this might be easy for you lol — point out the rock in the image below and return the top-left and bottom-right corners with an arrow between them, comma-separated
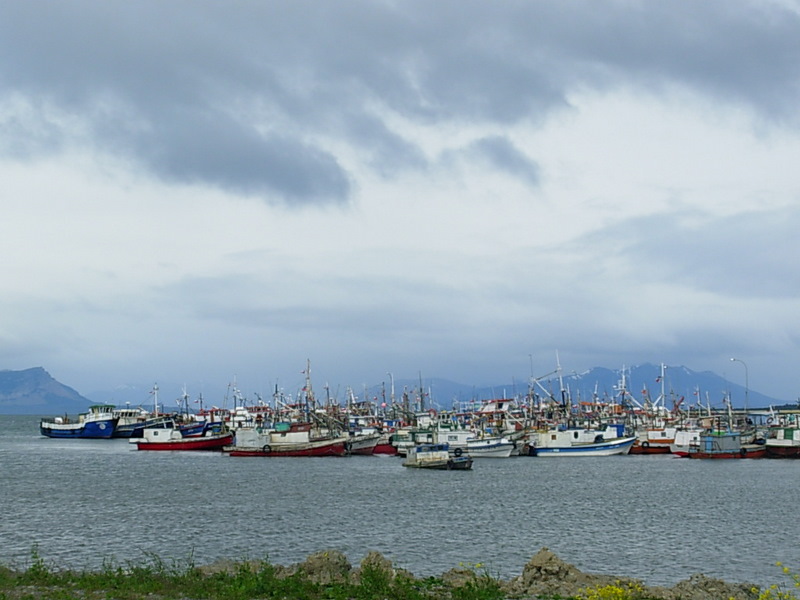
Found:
440,567 -> 482,588
351,551 -> 415,585
503,547 -> 643,599
196,549 -> 762,600
196,558 -> 246,575
296,549 -> 352,585
648,573 -> 759,600
359,550 -> 394,575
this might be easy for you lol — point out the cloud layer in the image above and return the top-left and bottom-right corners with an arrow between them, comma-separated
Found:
1,1 -> 798,402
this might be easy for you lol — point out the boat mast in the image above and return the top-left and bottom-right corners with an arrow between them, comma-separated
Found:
418,371 -> 425,412
555,352 -> 568,420
151,383 -> 159,416
388,371 -> 395,409
304,358 -> 313,422
180,385 -> 190,419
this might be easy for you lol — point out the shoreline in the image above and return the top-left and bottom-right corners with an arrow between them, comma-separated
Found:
2,547 -> 764,600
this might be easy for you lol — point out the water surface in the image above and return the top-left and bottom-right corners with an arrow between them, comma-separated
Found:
1,415 -> 797,587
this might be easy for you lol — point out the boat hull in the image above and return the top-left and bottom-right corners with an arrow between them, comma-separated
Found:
766,445 -> 800,458
534,436 -> 636,457
466,439 -> 515,458
372,443 -> 399,456
628,442 -> 672,455
135,432 -> 233,451
39,419 -> 117,439
347,433 -> 380,455
688,445 -> 767,459
227,439 -> 348,457
402,457 -> 473,470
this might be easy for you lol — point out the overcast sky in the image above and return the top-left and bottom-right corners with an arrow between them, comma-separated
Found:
1,0 -> 799,404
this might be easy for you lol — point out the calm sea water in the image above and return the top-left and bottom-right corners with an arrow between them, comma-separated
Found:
1,414 -> 798,587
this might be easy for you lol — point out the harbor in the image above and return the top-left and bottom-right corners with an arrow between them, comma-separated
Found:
3,413 -> 800,589
34,363 -> 800,460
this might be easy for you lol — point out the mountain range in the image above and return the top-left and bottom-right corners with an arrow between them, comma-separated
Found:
0,364 -> 791,415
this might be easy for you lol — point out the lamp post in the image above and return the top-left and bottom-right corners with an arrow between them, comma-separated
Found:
730,357 -> 749,415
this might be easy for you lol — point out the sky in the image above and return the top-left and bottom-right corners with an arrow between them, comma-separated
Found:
1,0 -> 799,404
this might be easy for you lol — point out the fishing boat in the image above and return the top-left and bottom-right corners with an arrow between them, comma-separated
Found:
627,364 -> 680,455
225,422 -> 349,457
347,430 -> 382,455
373,429 -> 400,455
465,435 -> 516,458
112,407 -> 174,438
133,420 -> 233,451
39,404 -> 119,439
686,429 -> 766,459
390,426 -> 430,457
402,443 -> 473,470
765,425 -> 800,458
531,424 -> 636,456
628,426 -> 676,454
669,427 -> 704,457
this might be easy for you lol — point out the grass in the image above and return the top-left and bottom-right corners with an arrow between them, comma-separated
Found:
0,547 -> 779,600
0,547 -> 506,600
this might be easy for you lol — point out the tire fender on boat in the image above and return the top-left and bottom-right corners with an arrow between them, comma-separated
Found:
642,441 -> 650,448
740,448 -> 746,457
453,447 -> 463,457
262,444 -> 272,454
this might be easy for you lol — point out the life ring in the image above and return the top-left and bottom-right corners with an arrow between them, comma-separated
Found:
642,441 -> 650,448
453,447 -> 464,457
262,444 -> 272,453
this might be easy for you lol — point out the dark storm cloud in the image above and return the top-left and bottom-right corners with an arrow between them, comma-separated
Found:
1,1 -> 799,203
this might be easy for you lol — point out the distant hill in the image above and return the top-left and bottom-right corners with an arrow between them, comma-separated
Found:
543,363 -> 780,411
0,367 -> 91,415
397,363 -> 782,411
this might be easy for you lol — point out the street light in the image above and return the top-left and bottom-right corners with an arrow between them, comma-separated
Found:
730,357 -> 749,414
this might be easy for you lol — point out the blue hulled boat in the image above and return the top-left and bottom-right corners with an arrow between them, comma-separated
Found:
39,404 -> 119,439
531,423 -> 636,456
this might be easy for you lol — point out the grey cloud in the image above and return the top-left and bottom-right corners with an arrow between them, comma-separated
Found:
468,135 -> 540,186
591,206 -> 800,298
138,110 -> 350,202
342,112 -> 427,175
548,2 -> 800,117
0,100 -> 67,159
2,1 -> 799,203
